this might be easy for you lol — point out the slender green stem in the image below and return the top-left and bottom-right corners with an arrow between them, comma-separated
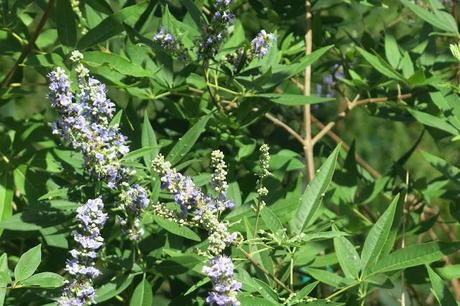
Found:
206,82 -> 240,96
326,282 -> 360,300
237,246 -> 294,294
153,91 -> 171,99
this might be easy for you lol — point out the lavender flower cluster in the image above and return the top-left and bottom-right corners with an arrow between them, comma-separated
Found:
316,64 -> 344,98
49,51 -> 152,303
202,256 -> 241,306
152,152 -> 241,305
58,198 -> 107,306
250,30 -> 275,59
199,0 -> 235,59
48,62 -> 128,189
49,51 -> 149,235
153,27 -> 188,60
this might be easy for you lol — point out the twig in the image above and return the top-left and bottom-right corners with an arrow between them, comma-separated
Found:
264,113 -> 305,145
303,0 -> 315,181
400,172 -> 409,306
238,246 -> 294,294
1,0 -> 55,88
311,115 -> 382,179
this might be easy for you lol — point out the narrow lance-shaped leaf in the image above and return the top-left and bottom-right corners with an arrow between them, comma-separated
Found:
370,241 -> 460,275
289,145 -> 340,234
55,0 -> 77,47
166,115 -> 211,165
0,254 -> 8,306
152,215 -> 201,242
0,173 -> 13,237
421,151 -> 460,183
408,109 -> 458,135
401,0 -> 458,34
256,94 -> 335,106
426,265 -> 457,306
142,113 -> 159,166
356,47 -> 405,82
360,195 -> 400,275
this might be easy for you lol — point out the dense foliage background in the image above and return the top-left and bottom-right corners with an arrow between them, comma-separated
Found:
1,0 -> 460,305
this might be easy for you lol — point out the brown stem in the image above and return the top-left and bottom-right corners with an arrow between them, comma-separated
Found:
311,115 -> 382,179
1,0 -> 55,88
264,113 -> 305,145
303,0 -> 315,181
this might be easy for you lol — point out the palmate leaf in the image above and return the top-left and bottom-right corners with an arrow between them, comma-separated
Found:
360,195 -> 400,275
289,145 -> 340,234
78,2 -> 149,49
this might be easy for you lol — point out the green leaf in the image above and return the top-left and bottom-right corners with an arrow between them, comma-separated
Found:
78,2 -> 149,49
260,207 -> 283,232
289,145 -> 340,234
130,278 -> 153,306
427,265 -> 457,306
361,195 -> 400,274
268,45 -> 333,87
84,51 -> 157,78
356,47 -> 405,82
401,0 -> 458,33
184,278 -> 210,295
401,51 -> 414,78
408,109 -> 458,135
0,173 -> 14,237
14,244 -> 41,281
304,267 -> 355,288
370,242 -> 460,275
421,151 -> 460,183
435,264 -> 460,280
55,0 -> 77,46
96,274 -> 135,303
238,294 -> 279,306
257,94 -> 335,106
0,254 -> 8,306
20,272 -> 65,288
384,34 -> 401,69
142,113 -> 159,167
166,115 -> 211,165
290,281 -> 319,303
333,227 -> 361,279
122,146 -> 160,162
152,215 -> 201,241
